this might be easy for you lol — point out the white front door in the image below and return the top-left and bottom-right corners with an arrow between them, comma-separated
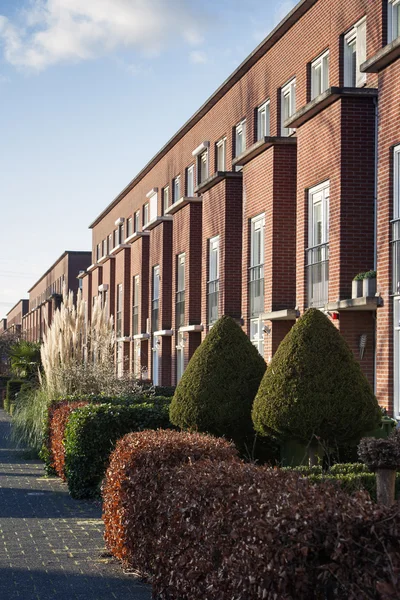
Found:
152,337 -> 159,386
394,297 -> 400,419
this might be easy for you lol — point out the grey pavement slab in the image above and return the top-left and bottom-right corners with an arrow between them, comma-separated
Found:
0,409 -> 152,600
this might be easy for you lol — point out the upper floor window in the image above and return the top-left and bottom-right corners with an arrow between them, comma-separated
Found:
235,119 -> 246,156
197,150 -> 208,185
311,50 -> 329,99
113,229 -> 118,248
116,284 -> 123,338
216,137 -> 226,171
132,275 -> 139,336
392,145 -> 400,294
148,191 -> 158,223
388,0 -> 400,43
96,243 -> 101,262
173,175 -> 181,203
143,203 -> 149,227
344,18 -> 367,87
186,165 -> 194,197
307,181 -> 330,308
126,217 -> 133,239
118,223 -> 124,245
257,100 -> 270,140
281,78 -> 296,136
208,236 -> 220,325
249,214 -> 265,318
101,238 -> 107,257
134,210 -> 140,233
108,233 -> 112,252
176,253 -> 185,328
163,186 -> 170,214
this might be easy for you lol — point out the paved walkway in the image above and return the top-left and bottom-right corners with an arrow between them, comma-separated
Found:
0,409 -> 151,600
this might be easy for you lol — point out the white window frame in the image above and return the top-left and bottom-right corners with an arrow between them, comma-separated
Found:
250,318 -> 264,356
308,180 -> 330,248
176,331 -> 185,384
388,0 -> 400,44
344,18 -> 367,88
186,165 -> 194,197
177,253 -> 185,293
393,146 -> 400,418
163,186 -> 169,214
143,203 -> 149,227
216,137 -> 226,171
251,214 -> 265,268
281,78 -> 296,136
209,235 -> 220,282
134,210 -> 140,233
311,50 -> 329,100
149,192 -> 158,223
197,150 -> 209,185
126,217 -> 133,239
116,283 -> 123,338
173,175 -> 181,203
257,100 -> 270,140
235,119 -> 246,157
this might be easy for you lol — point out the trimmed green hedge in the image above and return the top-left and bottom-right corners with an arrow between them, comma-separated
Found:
283,463 -> 400,502
5,379 -> 25,414
64,399 -> 172,499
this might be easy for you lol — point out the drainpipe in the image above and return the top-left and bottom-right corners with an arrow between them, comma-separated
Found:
373,96 -> 378,395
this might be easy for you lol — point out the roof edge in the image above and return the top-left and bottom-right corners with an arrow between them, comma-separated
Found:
6,298 -> 29,318
27,250 -> 91,293
89,0 -> 317,229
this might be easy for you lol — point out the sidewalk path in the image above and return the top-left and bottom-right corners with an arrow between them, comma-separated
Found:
0,409 -> 151,600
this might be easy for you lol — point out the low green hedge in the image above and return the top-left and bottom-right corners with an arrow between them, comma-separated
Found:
64,399 -> 172,499
5,379 -> 25,414
284,463 -> 400,502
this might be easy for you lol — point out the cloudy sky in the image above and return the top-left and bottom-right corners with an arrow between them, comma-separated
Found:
0,0 -> 296,318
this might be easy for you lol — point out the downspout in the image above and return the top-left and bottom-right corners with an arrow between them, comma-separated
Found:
373,96 -> 378,395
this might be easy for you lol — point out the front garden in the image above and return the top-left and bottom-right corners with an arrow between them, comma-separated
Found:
4,292 -> 400,599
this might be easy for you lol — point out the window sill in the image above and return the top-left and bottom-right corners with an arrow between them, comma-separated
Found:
262,309 -> 299,321
179,324 -> 204,333
133,333 -> 150,340
194,171 -> 242,194
109,244 -> 130,256
361,37 -> 400,73
87,263 -> 101,272
77,271 -> 87,279
125,231 -> 150,244
98,254 -> 113,264
165,196 -> 203,215
284,86 -> 378,129
153,329 -> 174,337
142,216 -> 173,231
326,296 -> 383,312
232,137 -> 297,168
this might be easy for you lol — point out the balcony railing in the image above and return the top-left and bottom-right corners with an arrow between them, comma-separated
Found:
176,291 -> 185,328
208,279 -> 219,324
132,305 -> 139,336
392,219 -> 400,294
249,265 -> 264,317
306,242 -> 329,308
152,299 -> 159,332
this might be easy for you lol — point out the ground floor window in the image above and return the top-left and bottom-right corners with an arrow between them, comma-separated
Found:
152,337 -> 159,386
133,341 -> 141,379
394,297 -> 400,419
250,318 -> 264,356
176,332 -> 185,383
116,341 -> 123,378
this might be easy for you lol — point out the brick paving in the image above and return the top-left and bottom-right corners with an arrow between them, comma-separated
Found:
0,409 -> 151,600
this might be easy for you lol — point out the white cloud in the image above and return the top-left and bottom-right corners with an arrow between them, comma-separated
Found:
189,50 -> 207,64
0,0 -> 207,71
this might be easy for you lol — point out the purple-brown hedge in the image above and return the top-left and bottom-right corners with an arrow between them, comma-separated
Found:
101,429 -> 238,569
151,461 -> 400,600
48,400 -> 88,479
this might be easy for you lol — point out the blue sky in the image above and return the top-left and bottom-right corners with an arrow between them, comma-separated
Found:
0,0 -> 295,318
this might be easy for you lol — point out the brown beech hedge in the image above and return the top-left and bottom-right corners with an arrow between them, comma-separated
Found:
47,400 -> 89,479
101,429 -> 238,571
151,461 -> 400,600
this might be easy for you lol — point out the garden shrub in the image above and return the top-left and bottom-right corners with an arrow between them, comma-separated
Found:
48,400 -> 89,478
5,379 -> 24,414
169,315 -> 266,445
102,429 -> 238,570
64,400 -> 171,499
151,461 -> 400,600
252,309 -> 381,451
358,430 -> 400,471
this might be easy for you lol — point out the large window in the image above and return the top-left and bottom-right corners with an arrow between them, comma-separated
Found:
249,214 -> 265,318
388,0 -> 400,43
173,175 -> 181,203
176,253 -> 185,328
152,265 -> 160,332
134,211 -> 140,233
307,181 -> 330,307
118,223 -> 124,245
126,217 -> 133,239
344,18 -> 367,87
197,150 -> 208,185
216,137 -> 226,171
281,78 -> 296,136
311,50 -> 329,99
257,100 -> 270,140
163,186 -> 170,214
149,191 -> 157,223
143,203 -> 149,227
116,284 -> 123,337
393,146 -> 400,294
132,275 -> 139,336
186,165 -> 194,197
208,236 -> 219,324
235,120 -> 246,157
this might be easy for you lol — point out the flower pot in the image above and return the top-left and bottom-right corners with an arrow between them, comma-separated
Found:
363,277 -> 376,297
352,280 -> 363,299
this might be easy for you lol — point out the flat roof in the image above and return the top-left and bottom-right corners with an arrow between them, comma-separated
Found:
27,251 -> 91,293
89,0 -> 317,229
6,298 -> 29,317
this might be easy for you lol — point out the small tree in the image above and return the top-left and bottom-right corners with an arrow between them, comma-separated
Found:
252,309 -> 381,457
10,340 -> 42,381
169,315 -> 266,445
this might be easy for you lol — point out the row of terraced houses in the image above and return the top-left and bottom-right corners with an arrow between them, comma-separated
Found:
3,0 -> 400,418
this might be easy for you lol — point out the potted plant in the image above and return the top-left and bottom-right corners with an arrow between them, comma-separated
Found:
352,272 -> 364,299
358,430 -> 400,506
363,270 -> 377,297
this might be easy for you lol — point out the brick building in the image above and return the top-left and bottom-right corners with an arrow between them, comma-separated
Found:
72,0 -> 398,419
5,300 -> 29,336
23,251 -> 91,343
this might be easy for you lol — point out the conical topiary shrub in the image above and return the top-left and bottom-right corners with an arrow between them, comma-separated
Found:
252,309 -> 381,451
169,315 -> 266,444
